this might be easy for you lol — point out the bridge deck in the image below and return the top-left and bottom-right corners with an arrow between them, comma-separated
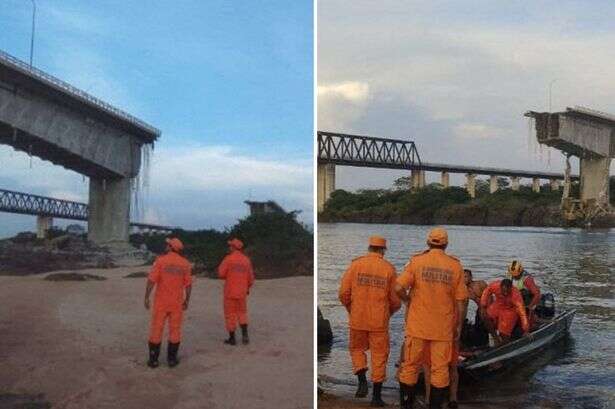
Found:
0,50 -> 160,143
318,131 -> 579,180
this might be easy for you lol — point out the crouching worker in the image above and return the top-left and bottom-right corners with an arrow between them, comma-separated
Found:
218,238 -> 255,345
144,237 -> 193,368
339,236 -> 401,407
508,260 -> 541,329
480,278 -> 529,345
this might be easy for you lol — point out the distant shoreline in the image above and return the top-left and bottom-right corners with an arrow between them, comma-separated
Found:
318,206 -> 615,228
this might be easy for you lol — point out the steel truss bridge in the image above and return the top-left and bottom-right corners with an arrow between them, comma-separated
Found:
0,188 -> 175,231
317,131 -> 422,169
317,131 -> 578,180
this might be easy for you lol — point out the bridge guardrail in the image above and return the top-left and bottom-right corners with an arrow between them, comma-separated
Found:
0,49 -> 160,138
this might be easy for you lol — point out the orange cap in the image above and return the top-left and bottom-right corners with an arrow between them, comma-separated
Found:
228,238 -> 244,250
427,227 -> 448,246
166,237 -> 184,252
368,235 -> 387,248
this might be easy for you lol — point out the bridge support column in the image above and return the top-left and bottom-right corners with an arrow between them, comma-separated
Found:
490,175 -> 498,194
511,176 -> 520,191
532,178 -> 541,193
441,172 -> 449,188
466,173 -> 476,198
36,216 -> 53,239
410,169 -> 421,190
579,157 -> 611,208
550,179 -> 561,191
88,177 -> 131,245
317,163 -> 336,212
419,170 -> 426,188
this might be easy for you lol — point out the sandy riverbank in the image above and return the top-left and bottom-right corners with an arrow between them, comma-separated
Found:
0,267 -> 313,409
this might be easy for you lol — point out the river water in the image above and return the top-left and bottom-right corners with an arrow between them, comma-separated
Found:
318,223 -> 614,409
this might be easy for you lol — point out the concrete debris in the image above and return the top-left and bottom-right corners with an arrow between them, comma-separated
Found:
0,233 -> 153,275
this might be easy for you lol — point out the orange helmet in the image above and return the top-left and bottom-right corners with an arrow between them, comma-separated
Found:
427,227 -> 448,246
368,235 -> 387,248
508,260 -> 523,278
228,238 -> 244,250
165,237 -> 184,252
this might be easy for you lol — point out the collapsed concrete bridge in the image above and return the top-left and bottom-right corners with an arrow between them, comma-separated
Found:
0,50 -> 160,245
526,106 -> 614,221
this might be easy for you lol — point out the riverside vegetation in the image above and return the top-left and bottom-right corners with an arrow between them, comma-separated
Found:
319,176 -> 615,227
0,212 -> 313,277
131,212 -> 313,278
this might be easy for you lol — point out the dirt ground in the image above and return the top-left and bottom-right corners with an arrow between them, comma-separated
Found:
318,389 -> 428,409
0,267 -> 313,409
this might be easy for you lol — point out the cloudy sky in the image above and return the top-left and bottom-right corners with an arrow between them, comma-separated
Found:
318,0 -> 615,190
0,0 -> 313,237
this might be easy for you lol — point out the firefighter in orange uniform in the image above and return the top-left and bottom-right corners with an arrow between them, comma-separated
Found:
395,228 -> 468,409
480,278 -> 529,345
339,236 -> 401,407
144,237 -> 193,368
218,238 -> 255,345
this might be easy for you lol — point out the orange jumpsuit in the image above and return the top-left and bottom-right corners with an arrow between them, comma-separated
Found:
339,252 -> 401,383
481,281 -> 529,337
396,249 -> 468,388
218,250 -> 255,332
423,307 -> 460,367
148,252 -> 193,344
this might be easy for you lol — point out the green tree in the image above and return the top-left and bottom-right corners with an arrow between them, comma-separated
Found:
393,176 -> 412,191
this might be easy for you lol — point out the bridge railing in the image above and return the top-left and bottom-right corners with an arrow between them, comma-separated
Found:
317,131 -> 421,169
0,49 -> 160,138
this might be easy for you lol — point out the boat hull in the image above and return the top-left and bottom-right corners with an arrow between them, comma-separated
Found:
458,309 -> 576,379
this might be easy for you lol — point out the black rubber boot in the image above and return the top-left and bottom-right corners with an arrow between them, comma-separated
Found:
241,324 -> 249,345
355,368 -> 368,398
370,382 -> 385,407
167,342 -> 180,367
224,331 -> 236,345
429,386 -> 448,408
399,383 -> 415,409
147,342 -> 160,368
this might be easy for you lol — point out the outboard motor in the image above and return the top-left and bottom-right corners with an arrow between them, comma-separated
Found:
536,293 -> 555,318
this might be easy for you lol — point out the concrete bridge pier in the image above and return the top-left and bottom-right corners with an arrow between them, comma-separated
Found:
36,216 -> 53,239
88,177 -> 131,244
550,179 -> 561,191
580,157 -> 611,208
490,175 -> 498,194
419,170 -> 426,188
532,178 -> 541,193
410,169 -> 425,189
466,173 -> 476,198
317,163 -> 336,212
441,171 -> 450,188
511,176 -> 520,191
